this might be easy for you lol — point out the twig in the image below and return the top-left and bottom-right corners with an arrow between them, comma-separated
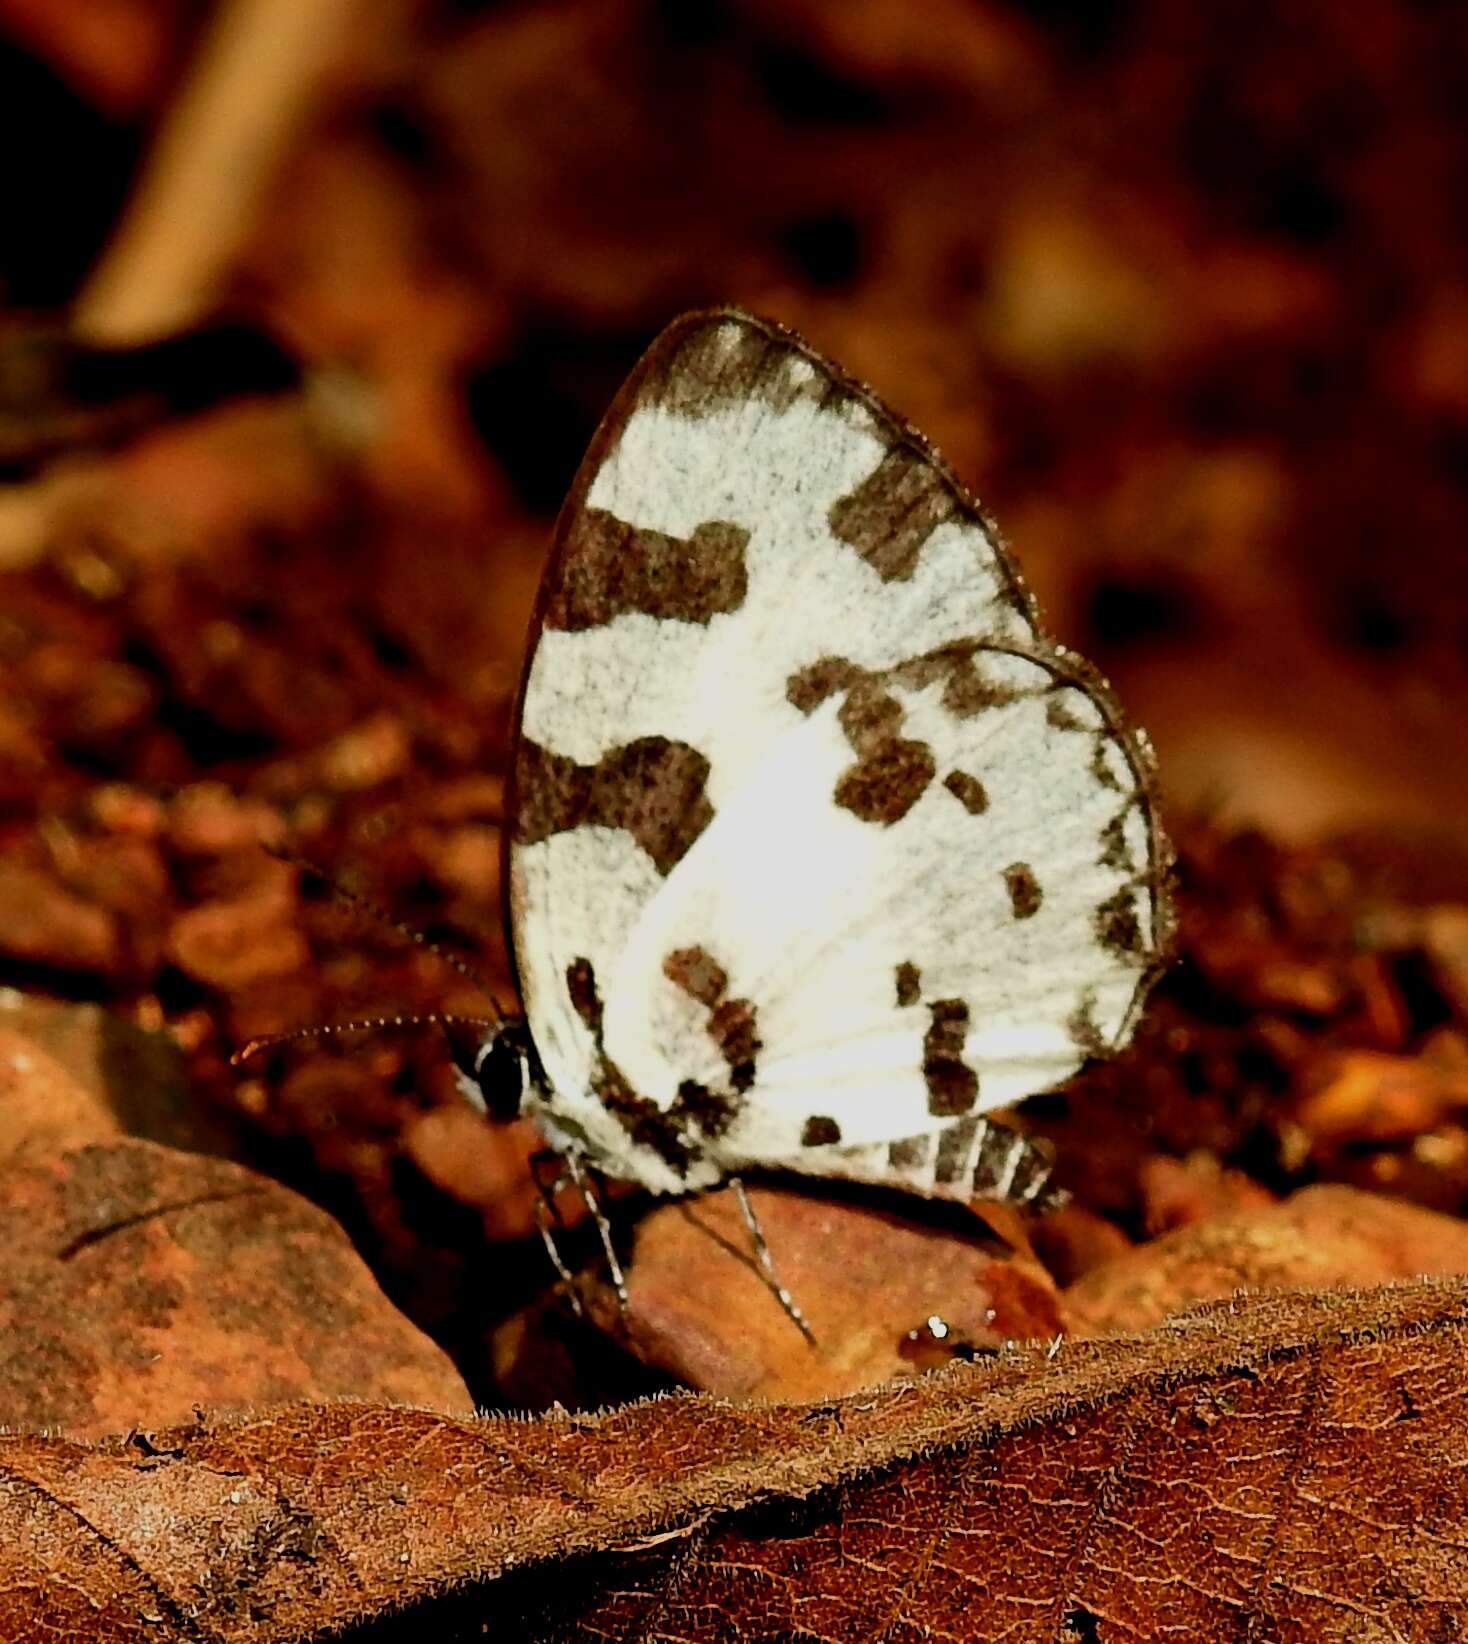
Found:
75,0 -> 363,343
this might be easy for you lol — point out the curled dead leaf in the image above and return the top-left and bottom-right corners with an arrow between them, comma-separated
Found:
3,1280 -> 1466,1640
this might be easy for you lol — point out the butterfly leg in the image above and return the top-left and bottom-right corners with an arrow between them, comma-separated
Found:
730,1177 -> 817,1347
563,1151 -> 630,1311
528,1151 -> 585,1315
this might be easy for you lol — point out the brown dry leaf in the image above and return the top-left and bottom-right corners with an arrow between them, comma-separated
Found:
3,1279 -> 1467,1640
602,1181 -> 1063,1401
1066,1183 -> 1468,1336
0,1133 -> 472,1437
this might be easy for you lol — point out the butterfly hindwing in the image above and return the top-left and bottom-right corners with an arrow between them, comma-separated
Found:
508,309 -> 1169,1198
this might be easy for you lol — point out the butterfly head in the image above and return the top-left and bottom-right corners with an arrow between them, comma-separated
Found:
446,1017 -> 536,1122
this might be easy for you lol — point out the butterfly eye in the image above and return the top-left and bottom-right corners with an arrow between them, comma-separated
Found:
445,1019 -> 532,1122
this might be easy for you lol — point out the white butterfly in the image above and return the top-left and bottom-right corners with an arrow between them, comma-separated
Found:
455,308 -> 1171,1318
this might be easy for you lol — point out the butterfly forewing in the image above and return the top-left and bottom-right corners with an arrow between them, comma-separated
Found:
507,309 -> 1169,1199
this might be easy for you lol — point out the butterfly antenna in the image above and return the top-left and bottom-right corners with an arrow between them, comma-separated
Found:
267,843 -> 505,1024
231,1012 -> 502,1066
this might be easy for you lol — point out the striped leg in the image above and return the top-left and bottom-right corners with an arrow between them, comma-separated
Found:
730,1177 -> 816,1347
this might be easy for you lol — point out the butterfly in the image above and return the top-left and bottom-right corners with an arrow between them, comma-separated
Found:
449,307 -> 1172,1323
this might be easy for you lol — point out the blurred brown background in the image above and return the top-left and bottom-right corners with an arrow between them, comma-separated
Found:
5,0 -> 1467,837
1,0 -> 1466,1396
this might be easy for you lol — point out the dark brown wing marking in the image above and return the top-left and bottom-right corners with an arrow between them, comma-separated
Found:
516,736 -> 712,876
923,998 -> 979,1117
1003,862 -> 1043,920
834,739 -> 935,826
1046,695 -> 1088,732
895,961 -> 922,1008
887,1135 -> 927,1170
828,446 -> 955,581
709,998 -> 760,1093
662,944 -> 761,1096
1095,888 -> 1144,956
935,1114 -> 981,1184
943,770 -> 989,814
895,644 -> 1022,714
785,646 -> 1041,830
785,642 -> 1162,976
786,655 -> 863,714
801,1115 -> 842,1147
788,645 -> 1020,722
565,957 -> 742,1174
827,679 -> 933,824
1098,813 -> 1131,872
566,956 -> 601,1033
643,320 -> 836,420
876,1121 -> 1062,1209
662,946 -> 728,1008
672,1078 -> 739,1141
1067,989 -> 1108,1057
545,509 -> 749,631
970,1123 -> 1059,1205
